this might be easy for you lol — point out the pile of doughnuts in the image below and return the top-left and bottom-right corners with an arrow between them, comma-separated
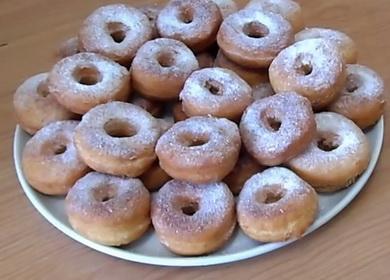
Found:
14,0 -> 385,256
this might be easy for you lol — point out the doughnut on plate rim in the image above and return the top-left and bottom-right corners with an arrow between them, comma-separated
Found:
13,117 -> 384,267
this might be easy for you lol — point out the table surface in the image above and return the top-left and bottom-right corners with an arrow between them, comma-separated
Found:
1,0 -> 390,279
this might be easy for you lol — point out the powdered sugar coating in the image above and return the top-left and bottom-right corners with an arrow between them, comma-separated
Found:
157,0 -> 222,52
13,73 -> 75,134
240,92 -> 316,166
180,67 -> 253,120
217,9 -> 293,67
211,0 -> 238,18
295,27 -> 358,63
79,4 -> 152,63
151,179 -> 234,236
329,64 -> 385,128
75,101 -> 161,160
238,167 -> 315,216
252,82 -> 275,100
269,38 -> 345,109
288,112 -> 370,190
66,172 -> 149,220
139,4 -> 161,38
57,37 -> 82,58
48,52 -> 130,114
245,0 -> 303,32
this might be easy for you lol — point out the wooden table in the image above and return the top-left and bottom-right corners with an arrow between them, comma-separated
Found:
1,0 -> 389,279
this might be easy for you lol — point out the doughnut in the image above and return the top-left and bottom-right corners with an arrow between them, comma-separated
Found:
172,102 -> 189,122
48,52 -> 130,114
57,37 -> 82,59
211,0 -> 238,19
157,118 -> 174,134
269,38 -> 346,110
140,161 -> 171,192
22,121 -> 89,195
252,82 -> 275,101
79,4 -> 153,65
13,73 -> 76,135
295,27 -> 358,64
151,179 -> 236,255
328,64 -> 385,129
180,67 -> 253,120
66,172 -> 150,246
139,4 -> 161,38
214,50 -> 269,86
237,167 -> 318,242
245,0 -> 304,33
156,116 -> 241,183
196,52 -> 215,69
156,0 -> 223,52
131,38 -> 199,100
240,92 -> 316,166
75,101 -> 161,177
131,95 -> 164,117
217,9 -> 294,68
288,112 -> 371,192
224,149 -> 265,195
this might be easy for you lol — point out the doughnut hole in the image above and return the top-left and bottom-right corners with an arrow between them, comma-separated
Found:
317,132 -> 340,152
261,110 -> 282,132
73,66 -> 102,86
157,51 -> 176,68
179,133 -> 210,147
178,6 -> 194,24
107,22 -> 130,43
346,73 -> 361,93
174,196 -> 199,216
37,80 -> 50,97
256,185 -> 285,205
93,185 -> 117,203
205,79 -> 223,96
243,21 -> 269,39
104,119 -> 138,138
294,54 -> 313,76
42,139 -> 68,156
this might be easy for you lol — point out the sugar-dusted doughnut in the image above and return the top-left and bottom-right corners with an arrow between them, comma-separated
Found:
57,36 -> 82,59
131,38 -> 199,100
151,179 -> 235,255
288,112 -> 371,192
172,102 -> 189,122
252,82 -> 275,101
240,92 -> 316,166
14,73 -> 76,134
196,52 -> 215,69
269,38 -> 346,110
180,67 -> 253,120
139,4 -> 161,38
22,121 -> 89,195
212,0 -> 238,18
156,116 -> 241,183
140,161 -> 171,192
66,172 -> 150,246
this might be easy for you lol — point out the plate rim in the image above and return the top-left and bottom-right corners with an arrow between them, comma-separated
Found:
13,117 -> 385,267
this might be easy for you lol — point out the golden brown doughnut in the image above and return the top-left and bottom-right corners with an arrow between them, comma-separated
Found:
217,9 -> 294,68
252,82 -> 275,101
48,52 -> 130,114
79,4 -> 153,65
288,112 -> 371,192
172,102 -> 189,122
151,179 -> 236,255
224,149 -> 265,195
245,0 -> 304,33
131,95 -> 164,118
240,92 -> 316,166
156,116 -> 241,183
57,36 -> 82,59
180,67 -> 253,120
156,0 -> 223,52
13,73 -> 76,135
66,172 -> 150,246
131,38 -> 199,100
237,167 -> 318,242
295,27 -> 358,64
140,161 -> 171,192
22,121 -> 89,195
75,102 -> 161,177
196,52 -> 215,69
214,50 -> 269,86
139,4 -> 162,38
328,64 -> 385,129
269,38 -> 346,110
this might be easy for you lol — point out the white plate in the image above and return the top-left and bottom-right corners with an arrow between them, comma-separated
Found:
13,118 -> 384,267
